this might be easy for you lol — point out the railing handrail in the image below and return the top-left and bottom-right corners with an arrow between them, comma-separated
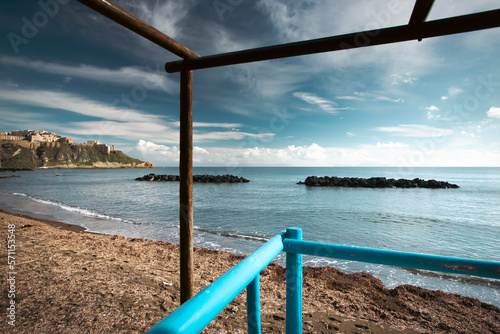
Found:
145,231 -> 285,334
146,228 -> 500,333
283,239 -> 500,279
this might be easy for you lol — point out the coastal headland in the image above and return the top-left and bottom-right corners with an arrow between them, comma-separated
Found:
298,176 -> 459,189
0,130 -> 153,169
1,211 -> 498,333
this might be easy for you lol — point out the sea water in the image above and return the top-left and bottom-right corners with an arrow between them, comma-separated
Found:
0,167 -> 499,307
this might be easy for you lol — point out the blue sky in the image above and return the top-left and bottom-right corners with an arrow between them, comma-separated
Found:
1,0 -> 499,166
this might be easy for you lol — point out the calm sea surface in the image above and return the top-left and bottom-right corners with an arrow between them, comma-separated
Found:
1,167 -> 499,306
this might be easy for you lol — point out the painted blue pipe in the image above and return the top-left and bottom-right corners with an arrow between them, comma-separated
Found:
283,239 -> 500,279
146,229 -> 500,334
145,231 -> 285,334
285,228 -> 302,334
247,275 -> 261,334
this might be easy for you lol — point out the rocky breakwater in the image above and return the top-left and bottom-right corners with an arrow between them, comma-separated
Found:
298,176 -> 459,189
0,167 -> 34,172
135,174 -> 250,183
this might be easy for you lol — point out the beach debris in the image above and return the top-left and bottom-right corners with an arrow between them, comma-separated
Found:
298,176 -> 459,189
135,173 -> 250,183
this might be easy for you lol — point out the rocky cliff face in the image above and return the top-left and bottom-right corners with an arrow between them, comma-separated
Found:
0,141 -> 154,169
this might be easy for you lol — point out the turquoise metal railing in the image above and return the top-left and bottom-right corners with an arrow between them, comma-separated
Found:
146,227 -> 500,334
146,231 -> 285,333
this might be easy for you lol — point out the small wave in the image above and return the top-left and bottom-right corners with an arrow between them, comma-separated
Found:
403,267 -> 500,288
194,227 -> 269,243
11,192 -> 143,226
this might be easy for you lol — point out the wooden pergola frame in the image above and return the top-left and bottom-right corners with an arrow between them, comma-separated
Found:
76,0 -> 500,304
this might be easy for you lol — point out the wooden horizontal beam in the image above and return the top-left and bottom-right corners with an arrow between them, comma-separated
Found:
165,9 -> 499,73
77,0 -> 199,59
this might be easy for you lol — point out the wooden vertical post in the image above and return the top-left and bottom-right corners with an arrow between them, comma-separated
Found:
179,70 -> 194,304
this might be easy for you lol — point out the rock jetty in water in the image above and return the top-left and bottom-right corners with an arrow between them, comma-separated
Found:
136,174 -> 250,183
0,167 -> 34,172
298,176 -> 459,189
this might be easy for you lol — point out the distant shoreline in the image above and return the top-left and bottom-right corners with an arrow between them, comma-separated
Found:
34,165 -> 155,169
0,165 -> 155,170
0,209 -> 88,233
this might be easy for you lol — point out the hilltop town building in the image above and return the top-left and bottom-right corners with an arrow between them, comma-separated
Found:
60,137 -> 73,144
9,130 -> 31,136
1,130 -> 111,154
29,131 -> 60,143
0,134 -> 25,141
95,143 -> 111,155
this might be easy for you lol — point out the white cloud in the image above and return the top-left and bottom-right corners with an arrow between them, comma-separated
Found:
135,140 -> 210,164
134,140 -> 500,167
195,131 -> 274,142
259,1 -> 441,74
425,105 -> 441,119
136,141 -> 329,166
391,72 -> 418,86
372,142 -> 408,148
461,130 -> 476,137
68,120 -> 179,143
346,132 -> 355,137
248,1 -> 441,100
130,0 -> 193,40
5,78 -> 19,88
70,121 -> 273,144
0,56 -> 175,93
336,95 -> 364,101
195,122 -> 243,128
336,91 -> 402,103
136,140 -> 180,161
448,86 -> 464,97
257,1 -> 411,42
0,88 -> 272,144
487,107 -> 500,119
0,88 -> 157,122
375,124 -> 454,137
169,121 -> 244,128
440,87 -> 464,101
292,92 -> 340,114
427,1 -> 500,20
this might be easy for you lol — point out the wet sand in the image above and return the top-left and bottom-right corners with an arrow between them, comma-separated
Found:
1,210 -> 498,333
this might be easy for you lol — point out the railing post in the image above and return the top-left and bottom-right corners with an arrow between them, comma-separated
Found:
179,70 -> 194,304
247,275 -> 261,334
285,227 -> 302,334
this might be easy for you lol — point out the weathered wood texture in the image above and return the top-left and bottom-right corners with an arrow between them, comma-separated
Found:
76,0 -> 199,59
164,9 -> 500,73
179,71 -> 194,303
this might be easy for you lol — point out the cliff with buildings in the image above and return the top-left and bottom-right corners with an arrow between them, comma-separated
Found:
0,130 -> 153,169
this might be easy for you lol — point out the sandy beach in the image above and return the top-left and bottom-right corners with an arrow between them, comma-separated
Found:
1,210 -> 499,333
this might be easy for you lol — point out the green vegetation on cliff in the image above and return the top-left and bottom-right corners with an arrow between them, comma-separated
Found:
0,142 -> 150,168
